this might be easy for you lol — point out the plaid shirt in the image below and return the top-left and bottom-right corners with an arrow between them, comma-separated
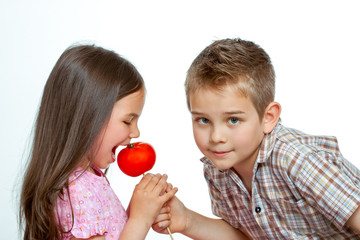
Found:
202,122 -> 360,239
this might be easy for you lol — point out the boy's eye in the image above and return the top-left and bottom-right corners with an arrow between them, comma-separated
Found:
228,117 -> 239,125
198,118 -> 210,125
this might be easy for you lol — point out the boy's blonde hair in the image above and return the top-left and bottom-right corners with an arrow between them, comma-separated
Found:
185,38 -> 275,119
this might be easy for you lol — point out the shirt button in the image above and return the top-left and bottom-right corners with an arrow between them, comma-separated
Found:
255,207 -> 261,213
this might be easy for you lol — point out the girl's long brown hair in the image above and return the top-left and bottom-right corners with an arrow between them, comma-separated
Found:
19,44 -> 144,239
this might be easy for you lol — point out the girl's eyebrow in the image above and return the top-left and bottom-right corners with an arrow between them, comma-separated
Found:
128,113 -> 139,117
125,113 -> 139,120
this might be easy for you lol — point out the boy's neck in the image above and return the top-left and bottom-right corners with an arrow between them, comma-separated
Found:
232,145 -> 261,195
233,166 -> 254,195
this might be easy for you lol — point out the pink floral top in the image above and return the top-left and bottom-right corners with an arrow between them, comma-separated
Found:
56,167 -> 128,239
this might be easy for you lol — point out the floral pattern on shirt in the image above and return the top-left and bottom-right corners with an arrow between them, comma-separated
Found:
56,168 -> 128,239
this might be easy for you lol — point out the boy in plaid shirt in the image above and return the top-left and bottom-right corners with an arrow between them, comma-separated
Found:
154,38 -> 360,239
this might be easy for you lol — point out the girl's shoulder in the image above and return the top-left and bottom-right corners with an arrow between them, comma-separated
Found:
57,168 -> 126,239
68,167 -> 108,192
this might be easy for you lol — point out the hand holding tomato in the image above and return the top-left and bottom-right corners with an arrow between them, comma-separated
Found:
117,142 -> 176,239
117,142 -> 156,177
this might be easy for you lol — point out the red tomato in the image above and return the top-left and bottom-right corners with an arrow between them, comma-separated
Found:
117,142 -> 156,177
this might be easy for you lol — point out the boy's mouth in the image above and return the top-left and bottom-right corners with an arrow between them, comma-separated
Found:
210,150 -> 232,158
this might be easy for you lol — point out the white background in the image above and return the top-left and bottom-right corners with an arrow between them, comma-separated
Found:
1,1 -> 359,239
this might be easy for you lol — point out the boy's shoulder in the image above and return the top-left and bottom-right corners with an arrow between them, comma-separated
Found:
267,123 -> 345,180
275,123 -> 340,157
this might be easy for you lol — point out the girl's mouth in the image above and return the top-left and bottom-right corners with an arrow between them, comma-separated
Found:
112,146 -> 117,162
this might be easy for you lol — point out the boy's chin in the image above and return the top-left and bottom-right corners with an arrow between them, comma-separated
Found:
209,159 -> 233,171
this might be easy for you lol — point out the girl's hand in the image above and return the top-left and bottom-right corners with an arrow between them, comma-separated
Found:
128,173 -> 178,228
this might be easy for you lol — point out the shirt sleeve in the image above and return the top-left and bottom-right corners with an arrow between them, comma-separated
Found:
295,150 -> 360,230
56,178 -> 109,239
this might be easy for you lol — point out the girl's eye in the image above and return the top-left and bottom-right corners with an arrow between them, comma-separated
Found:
228,117 -> 239,125
123,116 -> 135,125
123,121 -> 131,125
198,118 -> 210,125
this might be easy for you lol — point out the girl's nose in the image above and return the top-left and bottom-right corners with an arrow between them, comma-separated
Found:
129,123 -> 140,139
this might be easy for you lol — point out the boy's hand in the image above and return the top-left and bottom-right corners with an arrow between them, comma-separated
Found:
152,196 -> 250,240
152,196 -> 189,234
347,206 -> 360,233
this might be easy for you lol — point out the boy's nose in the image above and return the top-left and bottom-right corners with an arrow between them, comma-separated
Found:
210,126 -> 226,143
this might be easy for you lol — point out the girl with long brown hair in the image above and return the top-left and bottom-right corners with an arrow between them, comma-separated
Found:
19,44 -> 177,240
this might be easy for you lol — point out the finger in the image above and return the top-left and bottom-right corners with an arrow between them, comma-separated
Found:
153,212 -> 171,224
135,173 -> 153,189
144,173 -> 162,191
160,180 -> 171,196
166,183 -> 173,193
152,220 -> 171,234
158,206 -> 171,214
152,174 -> 170,195
160,187 -> 178,203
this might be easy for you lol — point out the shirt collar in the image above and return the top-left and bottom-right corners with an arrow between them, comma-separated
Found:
256,120 -> 281,163
200,156 -> 213,165
200,156 -> 229,174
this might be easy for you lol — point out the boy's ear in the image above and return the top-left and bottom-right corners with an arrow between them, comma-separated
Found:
263,102 -> 281,134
